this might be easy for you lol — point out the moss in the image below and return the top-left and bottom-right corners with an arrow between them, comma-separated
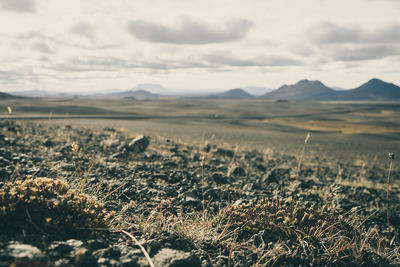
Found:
0,177 -> 113,239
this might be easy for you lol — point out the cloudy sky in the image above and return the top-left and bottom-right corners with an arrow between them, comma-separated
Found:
0,0 -> 399,93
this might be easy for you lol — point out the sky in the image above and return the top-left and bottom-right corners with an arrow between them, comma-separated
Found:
0,0 -> 399,93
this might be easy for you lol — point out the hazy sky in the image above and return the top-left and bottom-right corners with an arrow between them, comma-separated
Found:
0,0 -> 399,92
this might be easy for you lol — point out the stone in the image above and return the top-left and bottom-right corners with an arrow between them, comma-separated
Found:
87,239 -> 109,251
6,243 -> 45,260
127,136 -> 150,153
74,248 -> 96,267
48,242 -> 73,255
212,172 -> 228,184
43,138 -> 54,147
215,148 -> 234,157
182,192 -> 200,204
227,165 -> 246,177
153,248 -> 201,267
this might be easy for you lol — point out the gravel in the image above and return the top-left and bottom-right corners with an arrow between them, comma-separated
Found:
0,120 -> 399,266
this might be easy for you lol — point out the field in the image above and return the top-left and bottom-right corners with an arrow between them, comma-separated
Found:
1,98 -> 400,266
2,98 -> 400,164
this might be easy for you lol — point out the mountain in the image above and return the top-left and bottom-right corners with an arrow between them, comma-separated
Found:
337,78 -> 400,100
261,79 -> 338,100
209,88 -> 255,99
108,89 -> 158,98
135,84 -> 166,94
0,92 -> 21,99
9,89 -> 64,97
8,89 -> 77,98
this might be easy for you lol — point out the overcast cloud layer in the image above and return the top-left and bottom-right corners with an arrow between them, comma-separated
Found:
0,0 -> 399,92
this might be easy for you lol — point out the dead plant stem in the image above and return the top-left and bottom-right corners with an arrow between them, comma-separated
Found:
386,157 -> 393,241
296,133 -> 310,179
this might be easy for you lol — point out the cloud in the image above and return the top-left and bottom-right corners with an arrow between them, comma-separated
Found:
0,68 -> 36,85
205,52 -> 301,67
0,0 -> 36,13
32,42 -> 54,53
16,30 -> 120,50
309,22 -> 400,44
70,22 -> 97,42
52,56 -> 211,72
51,51 -> 301,74
126,18 -> 252,44
332,45 -> 400,61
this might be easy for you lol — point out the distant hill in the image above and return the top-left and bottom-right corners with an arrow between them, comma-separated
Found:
209,88 -> 254,99
9,89 -> 76,98
9,89 -> 66,98
135,84 -> 166,94
261,79 -> 337,100
0,92 -> 22,99
337,78 -> 400,100
108,89 -> 158,98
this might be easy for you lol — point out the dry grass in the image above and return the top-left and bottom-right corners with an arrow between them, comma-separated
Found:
0,177 -> 113,239
295,132 -> 310,179
222,197 -> 400,265
264,118 -> 400,134
116,195 -> 400,266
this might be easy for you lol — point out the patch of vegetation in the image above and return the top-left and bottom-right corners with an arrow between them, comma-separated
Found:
0,177 -> 113,239
223,197 -> 397,265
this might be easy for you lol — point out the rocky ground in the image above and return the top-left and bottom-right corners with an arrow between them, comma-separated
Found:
0,120 -> 400,266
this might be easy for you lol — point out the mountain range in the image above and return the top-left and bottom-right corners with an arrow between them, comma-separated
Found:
206,78 -> 400,100
260,78 -> 400,101
2,78 -> 400,101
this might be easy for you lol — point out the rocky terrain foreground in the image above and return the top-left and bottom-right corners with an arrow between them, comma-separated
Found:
1,120 -> 400,266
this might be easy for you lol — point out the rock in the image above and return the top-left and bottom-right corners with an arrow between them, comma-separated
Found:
255,164 -> 266,172
117,141 -> 127,151
43,138 -> 54,147
6,243 -> 45,260
93,247 -> 121,259
169,144 -> 179,153
211,172 -> 228,184
74,248 -> 96,267
127,136 -> 150,153
215,148 -> 234,157
87,239 -> 109,251
48,242 -> 74,255
264,167 -> 291,183
227,165 -> 246,177
110,152 -> 127,159
66,239 -> 84,248
182,192 -> 200,204
153,248 -> 201,267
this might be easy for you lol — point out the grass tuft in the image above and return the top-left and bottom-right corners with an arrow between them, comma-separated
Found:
0,176 -> 113,239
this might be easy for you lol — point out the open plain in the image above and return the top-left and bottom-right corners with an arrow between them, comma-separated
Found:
1,98 -> 400,164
